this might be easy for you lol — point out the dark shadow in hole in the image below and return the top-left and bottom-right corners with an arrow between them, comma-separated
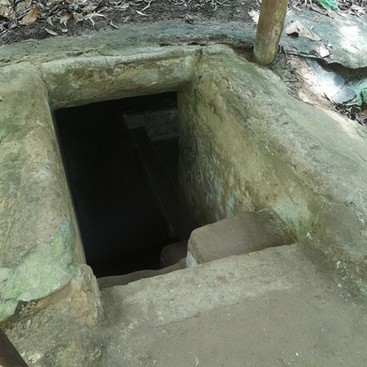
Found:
54,92 -> 183,277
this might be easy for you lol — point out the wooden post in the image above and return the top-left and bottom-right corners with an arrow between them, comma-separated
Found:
254,0 -> 289,66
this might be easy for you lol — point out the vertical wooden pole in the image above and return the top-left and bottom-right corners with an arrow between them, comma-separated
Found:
254,0 -> 289,66
0,329 -> 29,367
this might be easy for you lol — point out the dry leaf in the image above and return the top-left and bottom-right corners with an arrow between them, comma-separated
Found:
109,20 -> 119,29
286,20 -> 321,42
15,0 -> 32,15
0,0 -> 11,18
84,5 -> 98,13
73,12 -> 84,22
141,0 -> 152,11
136,10 -> 149,16
185,14 -> 194,24
47,16 -> 54,27
59,12 -> 72,26
44,27 -> 58,36
114,3 -> 129,11
84,12 -> 105,26
19,6 -> 39,25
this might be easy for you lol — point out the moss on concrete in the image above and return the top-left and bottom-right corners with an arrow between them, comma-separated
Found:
0,219 -> 75,320
1,27 -> 367,366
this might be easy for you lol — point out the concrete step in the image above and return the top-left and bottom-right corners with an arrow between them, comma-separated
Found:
99,244 -> 367,367
97,258 -> 186,288
187,210 -> 295,266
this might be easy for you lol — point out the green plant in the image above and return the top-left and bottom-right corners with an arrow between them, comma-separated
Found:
347,87 -> 367,107
315,0 -> 339,10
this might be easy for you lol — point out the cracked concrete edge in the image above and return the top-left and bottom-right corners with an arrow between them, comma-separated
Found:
1,264 -> 103,367
187,209 -> 297,265
283,10 -> 367,69
0,46 -> 200,322
1,19 -> 365,69
0,63 -> 85,321
1,40 -> 367,326
0,21 -> 255,67
38,46 -> 201,109
179,45 -> 367,295
101,243 -> 327,327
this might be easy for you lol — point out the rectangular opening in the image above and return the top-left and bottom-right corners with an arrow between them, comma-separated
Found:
54,92 -> 187,277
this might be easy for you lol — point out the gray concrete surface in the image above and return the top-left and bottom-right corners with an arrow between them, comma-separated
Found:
283,8 -> 367,68
0,21 -> 367,367
98,258 -> 186,288
100,244 -> 367,367
179,45 -> 367,296
188,210 -> 295,265
2,13 -> 366,69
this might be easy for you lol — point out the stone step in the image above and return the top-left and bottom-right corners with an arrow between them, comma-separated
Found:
99,243 -> 367,367
187,210 -> 295,266
97,257 -> 186,288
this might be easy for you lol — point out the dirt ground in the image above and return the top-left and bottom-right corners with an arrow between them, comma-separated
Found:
1,0 -> 364,44
1,0 -> 366,123
0,0 -> 259,44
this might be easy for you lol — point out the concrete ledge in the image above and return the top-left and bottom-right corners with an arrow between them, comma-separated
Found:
98,258 -> 186,288
39,47 -> 199,109
187,210 -> 296,266
100,244 -> 367,366
1,25 -> 367,366
0,46 -> 200,322
0,63 -> 82,320
179,45 -> 367,295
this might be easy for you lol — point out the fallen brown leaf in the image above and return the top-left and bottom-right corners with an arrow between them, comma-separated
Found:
59,12 -> 72,26
0,0 -> 11,17
19,6 -> 39,25
73,12 -> 84,22
0,0 -> 11,16
286,20 -> 321,41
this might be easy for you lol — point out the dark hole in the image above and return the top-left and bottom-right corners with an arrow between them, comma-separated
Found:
54,92 -> 183,277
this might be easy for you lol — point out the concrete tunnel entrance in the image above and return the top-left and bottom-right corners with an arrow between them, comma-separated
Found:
54,92 -> 187,278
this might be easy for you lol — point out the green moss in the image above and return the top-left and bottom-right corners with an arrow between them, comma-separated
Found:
0,220 -> 76,320
0,300 -> 18,321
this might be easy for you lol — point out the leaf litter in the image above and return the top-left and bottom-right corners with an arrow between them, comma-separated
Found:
0,0 -> 231,36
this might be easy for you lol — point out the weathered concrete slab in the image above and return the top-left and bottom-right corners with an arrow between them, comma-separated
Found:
187,210 -> 295,266
179,45 -> 367,295
98,258 -> 186,289
0,21 -> 254,67
1,23 -> 367,367
100,244 -> 367,366
39,47 -> 198,109
0,63 -> 83,320
1,15 -> 365,69
282,9 -> 367,68
0,45 -> 200,322
2,265 -> 102,367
